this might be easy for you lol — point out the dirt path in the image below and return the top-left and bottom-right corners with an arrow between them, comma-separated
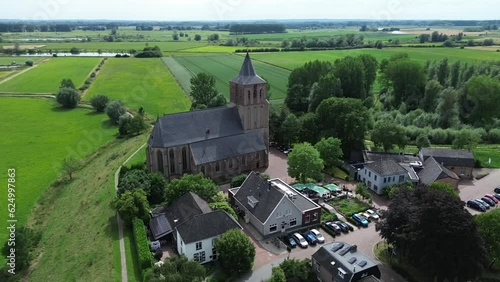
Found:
0,58 -> 50,85
81,58 -> 106,99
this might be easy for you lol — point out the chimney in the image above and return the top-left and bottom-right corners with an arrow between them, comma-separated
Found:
350,245 -> 357,253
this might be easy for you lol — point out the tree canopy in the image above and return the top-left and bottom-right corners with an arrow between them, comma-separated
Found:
215,229 -> 255,277
144,255 -> 206,282
287,142 -> 324,183
333,56 -> 366,99
105,100 -> 127,125
377,185 -> 488,281
112,189 -> 151,224
475,209 -> 500,269
56,87 -> 80,108
164,173 -> 219,205
465,75 -> 500,126
314,137 -> 343,169
370,120 -> 408,152
190,72 -> 219,108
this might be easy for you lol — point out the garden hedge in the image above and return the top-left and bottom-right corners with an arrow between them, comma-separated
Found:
132,218 -> 152,276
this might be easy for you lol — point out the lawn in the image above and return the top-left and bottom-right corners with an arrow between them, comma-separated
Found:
329,198 -> 371,216
171,54 -> 290,101
26,132 -> 149,282
249,47 -> 500,70
0,97 -> 117,259
85,58 -> 191,116
0,57 -> 100,93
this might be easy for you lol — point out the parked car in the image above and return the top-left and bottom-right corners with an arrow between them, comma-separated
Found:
286,235 -> 297,248
352,213 -> 369,227
494,187 -> 500,194
485,194 -> 499,203
365,209 -> 380,220
467,200 -> 486,212
310,229 -> 325,244
333,221 -> 350,233
325,222 -> 341,235
474,199 -> 490,210
292,233 -> 308,248
302,231 -> 318,245
360,212 -> 372,221
493,194 -> 500,201
481,197 -> 496,207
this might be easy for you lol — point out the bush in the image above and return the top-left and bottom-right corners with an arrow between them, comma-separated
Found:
25,60 -> 34,66
90,72 -> 96,78
90,94 -> 110,112
320,223 -> 336,238
209,202 -> 238,220
488,128 -> 500,143
56,87 -> 80,108
105,100 -> 127,124
231,173 -> 248,188
132,218 -> 152,275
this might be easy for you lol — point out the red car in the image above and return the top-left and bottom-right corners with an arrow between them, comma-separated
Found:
484,194 -> 499,203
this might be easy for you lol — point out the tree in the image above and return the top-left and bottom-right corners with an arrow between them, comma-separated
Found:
374,40 -> 384,49
118,169 -> 152,195
415,133 -> 431,149
421,80 -> 443,112
358,54 -> 378,95
436,58 -> 449,86
436,88 -> 460,128
281,113 -> 300,146
377,186 -> 488,281
308,74 -> 342,112
118,114 -> 133,136
209,202 -> 238,220
333,56 -> 366,99
56,87 -> 80,108
207,93 -> 227,108
287,142 -> 324,183
215,229 -> 255,277
475,209 -> 500,269
172,33 -> 179,40
278,258 -> 312,282
419,34 -> 430,43
315,137 -> 343,169
1,227 -> 40,273
164,173 -> 219,205
62,157 -> 81,180
90,94 -> 110,112
231,173 -> 248,188
149,172 -> 168,205
190,72 -> 218,107
285,84 -> 310,113
112,189 -> 151,223
428,182 -> 458,198
449,60 -> 461,88
127,115 -> 148,136
355,183 -> 371,199
25,60 -> 33,66
465,75 -> 500,126
60,78 -> 76,89
298,112 -> 320,144
371,120 -> 408,152
452,129 -> 480,150
269,266 -> 286,282
143,255 -> 206,282
105,100 -> 127,125
194,34 -> 202,41
287,60 -> 333,91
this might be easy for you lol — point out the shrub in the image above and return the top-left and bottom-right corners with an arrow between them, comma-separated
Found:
25,60 -> 34,66
105,100 -> 127,124
90,72 -> 96,78
90,94 -> 110,112
209,202 -> 238,220
132,218 -> 152,275
320,223 -> 336,238
56,87 -> 80,108
488,128 -> 500,143
231,173 -> 248,188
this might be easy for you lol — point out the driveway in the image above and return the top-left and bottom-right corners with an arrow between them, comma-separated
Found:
459,169 -> 500,215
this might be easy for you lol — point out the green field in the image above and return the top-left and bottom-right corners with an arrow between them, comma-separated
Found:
35,41 -> 206,52
0,97 -> 117,254
171,54 -> 290,101
85,58 -> 191,116
0,57 -> 45,65
0,57 -> 100,93
249,47 -> 500,70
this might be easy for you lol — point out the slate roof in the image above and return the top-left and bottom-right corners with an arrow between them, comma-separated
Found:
150,214 -> 173,240
164,192 -> 212,229
419,156 -> 459,185
148,106 -> 244,148
364,150 -> 420,164
230,53 -> 267,85
420,148 -> 474,167
176,210 -> 242,244
312,242 -> 380,282
190,130 -> 266,165
364,159 -> 408,176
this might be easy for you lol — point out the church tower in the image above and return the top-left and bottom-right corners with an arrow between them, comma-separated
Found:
230,53 -> 269,151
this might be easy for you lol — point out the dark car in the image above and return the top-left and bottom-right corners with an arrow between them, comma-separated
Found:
302,231 -> 318,245
325,222 -> 341,234
481,197 -> 496,207
474,199 -> 489,210
333,221 -> 350,233
495,187 -> 500,194
493,194 -> 500,201
352,213 -> 369,227
286,235 -> 297,248
467,200 -> 486,212
484,194 -> 499,203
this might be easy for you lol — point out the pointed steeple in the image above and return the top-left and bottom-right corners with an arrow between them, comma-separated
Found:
231,53 -> 266,85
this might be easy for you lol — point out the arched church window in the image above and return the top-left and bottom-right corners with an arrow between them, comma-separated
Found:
215,162 -> 220,172
157,150 -> 164,173
201,166 -> 205,175
182,147 -> 187,171
169,149 -> 175,173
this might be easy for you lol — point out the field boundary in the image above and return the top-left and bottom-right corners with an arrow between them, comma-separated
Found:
162,56 -> 194,96
160,57 -> 192,103
0,57 -> 50,85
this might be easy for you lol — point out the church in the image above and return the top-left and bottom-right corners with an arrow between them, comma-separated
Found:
146,54 -> 269,180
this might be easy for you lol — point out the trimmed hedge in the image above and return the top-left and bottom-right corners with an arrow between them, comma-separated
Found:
320,223 -> 336,238
132,218 -> 152,277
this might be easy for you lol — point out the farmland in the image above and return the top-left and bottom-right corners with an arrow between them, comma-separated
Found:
0,57 -> 44,65
248,47 -> 500,70
170,54 -> 290,102
0,97 -> 117,257
85,58 -> 191,116
0,57 -> 100,93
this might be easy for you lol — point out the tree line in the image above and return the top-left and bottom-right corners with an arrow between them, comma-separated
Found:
229,24 -> 286,34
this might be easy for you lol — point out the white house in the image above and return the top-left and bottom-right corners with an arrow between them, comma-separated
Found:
176,210 -> 241,264
358,159 -> 410,195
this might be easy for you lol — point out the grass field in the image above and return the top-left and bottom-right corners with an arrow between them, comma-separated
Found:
249,47 -> 500,70
26,132 -> 149,282
0,56 -> 45,65
0,57 -> 100,93
171,54 -> 290,101
35,41 -> 206,52
0,97 -> 117,258
85,58 -> 191,116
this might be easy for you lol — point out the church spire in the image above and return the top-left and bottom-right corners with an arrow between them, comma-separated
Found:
238,53 -> 257,77
231,53 -> 266,85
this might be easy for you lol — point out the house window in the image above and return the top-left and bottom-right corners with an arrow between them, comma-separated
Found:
368,171 -> 371,177
256,152 -> 260,160
182,147 -> 187,171
270,224 -> 277,233
212,238 -> 217,246
460,167 -> 466,175
200,251 -> 206,263
313,212 -> 318,221
247,91 -> 250,101
169,149 -> 175,173
383,177 -> 386,183
374,175 -> 377,181
285,209 -> 291,216
196,242 -> 202,250
392,176 -> 395,182
399,175 -> 405,182
364,169 -> 366,174
374,185 -> 378,192
290,218 -> 297,226
260,89 -> 263,98
276,211 -> 282,218
215,162 -> 220,172
305,215 -> 310,224
193,251 -> 206,263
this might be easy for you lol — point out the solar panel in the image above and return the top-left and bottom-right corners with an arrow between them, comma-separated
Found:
331,243 -> 344,252
348,257 -> 357,264
358,260 -> 367,267
339,247 -> 350,256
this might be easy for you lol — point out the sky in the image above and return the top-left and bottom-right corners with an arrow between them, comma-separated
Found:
3,0 -> 499,21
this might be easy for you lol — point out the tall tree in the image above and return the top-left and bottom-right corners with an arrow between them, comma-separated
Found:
281,113 -> 301,146
56,87 -> 80,109
452,129 -> 480,150
315,137 -> 343,169
287,142 -> 324,183
105,100 -> 127,125
215,229 -> 255,277
112,189 -> 151,223
358,54 -> 378,95
164,173 -> 219,205
333,56 -> 366,99
436,88 -> 460,128
449,60 -> 461,88
436,58 -> 450,86
190,72 -> 218,107
475,209 -> 500,269
465,75 -> 500,126
298,112 -> 321,144
370,120 -> 408,152
279,258 -> 312,282
62,157 -> 81,180
287,60 -> 333,91
308,74 -> 342,112
422,80 -> 444,112
377,186 -> 488,281
60,78 -> 76,89
285,84 -> 310,113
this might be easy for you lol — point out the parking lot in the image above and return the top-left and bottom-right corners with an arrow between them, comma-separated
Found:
460,169 -> 500,215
